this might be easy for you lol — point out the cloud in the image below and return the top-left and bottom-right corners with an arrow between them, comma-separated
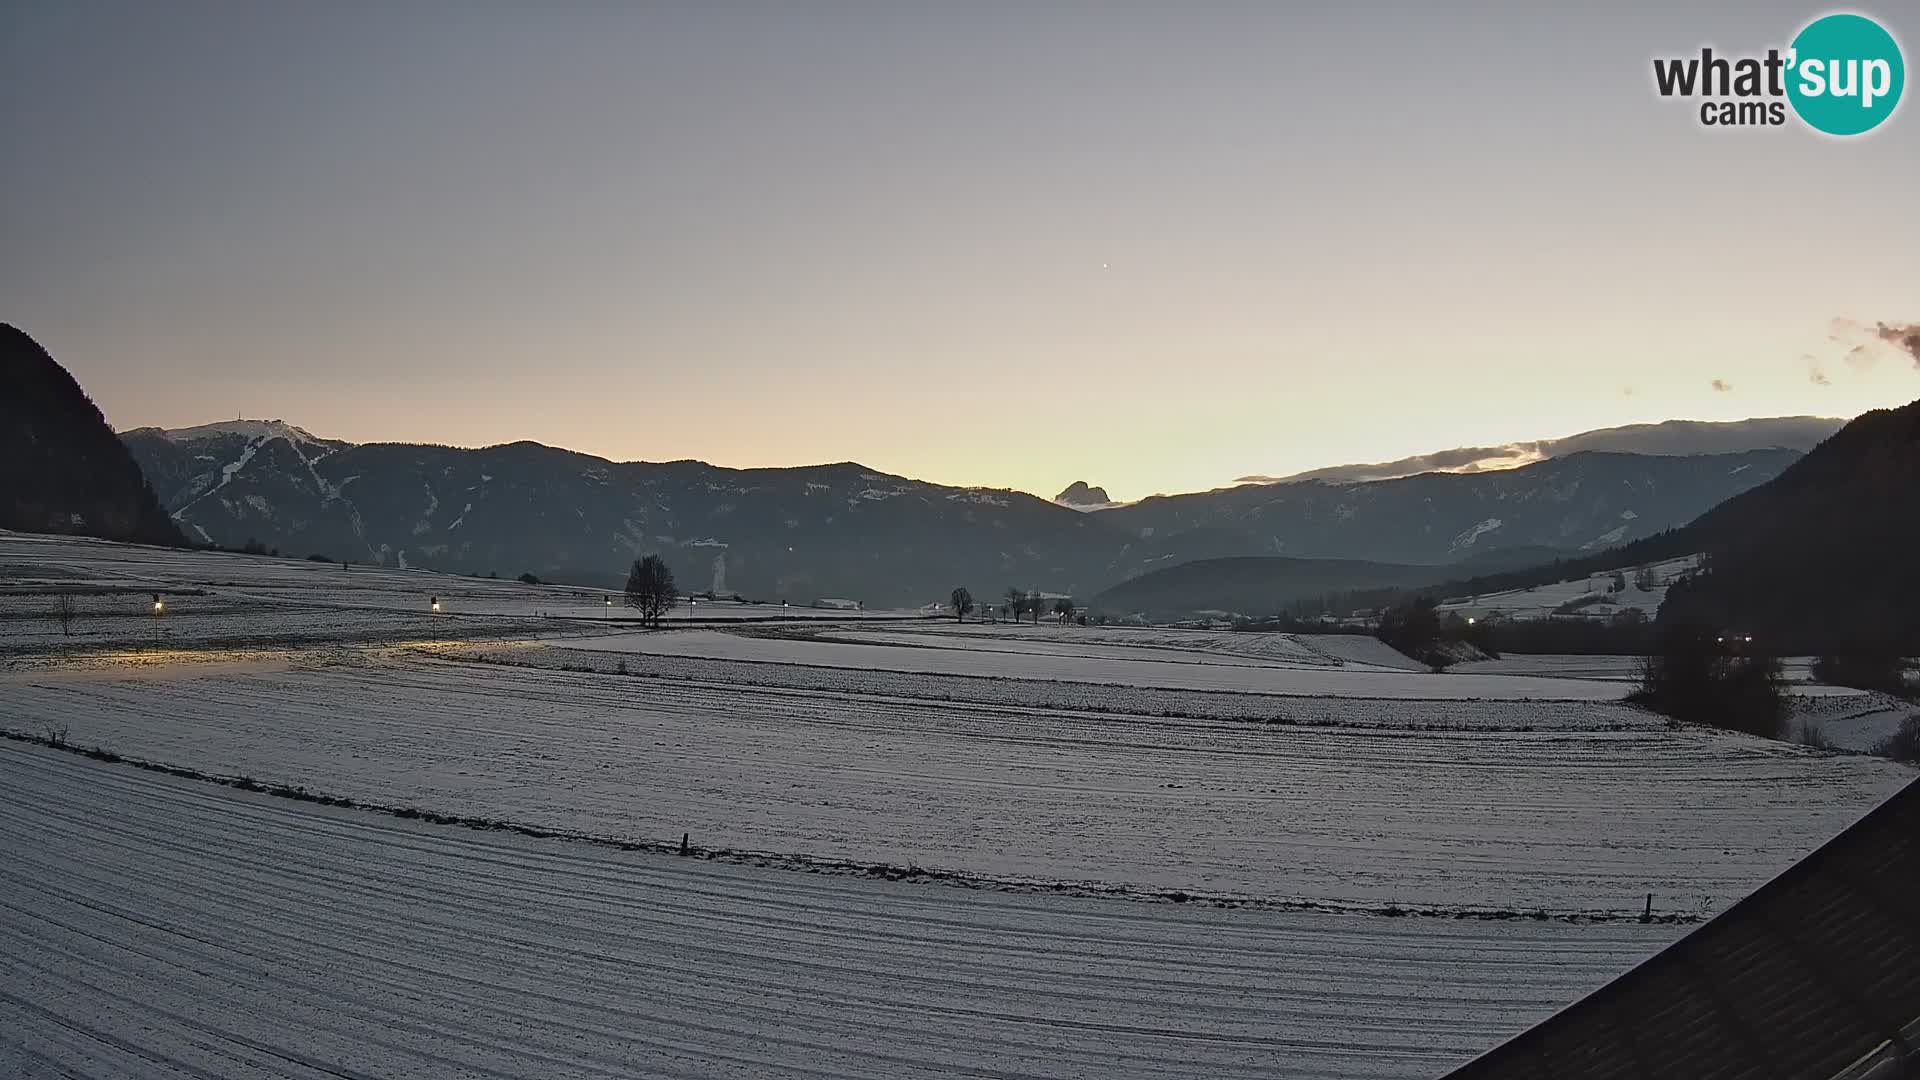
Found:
1711,378 -> 1734,392
1875,321 -> 1920,367
1235,443 -> 1547,485
1810,367 -> 1831,386
1828,317 -> 1920,371
1233,417 -> 1846,487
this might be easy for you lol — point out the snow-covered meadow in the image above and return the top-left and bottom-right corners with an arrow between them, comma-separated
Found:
570,627 -> 1633,700
0,531 -> 927,654
0,743 -> 1684,1080
5,649 -> 1908,914
1,532 -> 1914,1078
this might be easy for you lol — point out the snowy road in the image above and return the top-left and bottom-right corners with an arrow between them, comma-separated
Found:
0,743 -> 1681,1080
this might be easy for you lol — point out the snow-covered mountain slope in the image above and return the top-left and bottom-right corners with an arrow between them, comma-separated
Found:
121,421 -> 1801,605
1437,555 -> 1701,622
121,426 -> 1112,603
1094,450 -> 1798,566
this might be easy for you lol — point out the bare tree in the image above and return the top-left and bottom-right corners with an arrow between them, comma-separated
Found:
1027,589 -> 1043,625
625,555 -> 679,627
1052,597 -> 1075,623
55,593 -> 75,637
1634,566 -> 1658,591
950,587 -> 974,622
1004,586 -> 1025,623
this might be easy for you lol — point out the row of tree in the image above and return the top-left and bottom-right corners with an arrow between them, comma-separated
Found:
949,586 -> 1076,624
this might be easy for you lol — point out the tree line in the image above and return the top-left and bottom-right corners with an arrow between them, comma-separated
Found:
949,586 -> 1077,624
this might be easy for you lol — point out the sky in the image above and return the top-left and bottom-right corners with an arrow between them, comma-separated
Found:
4,2 -> 1917,502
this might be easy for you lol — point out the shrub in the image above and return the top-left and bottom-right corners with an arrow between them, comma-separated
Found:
1811,653 -> 1916,699
307,553 -> 333,563
518,572 -> 541,585
1631,621 -> 1787,738
1792,721 -> 1835,750
1873,715 -> 1920,762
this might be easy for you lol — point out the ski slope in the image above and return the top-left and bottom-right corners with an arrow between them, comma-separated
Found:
0,742 -> 1683,1080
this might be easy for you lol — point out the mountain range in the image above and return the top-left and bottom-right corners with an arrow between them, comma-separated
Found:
119,418 -> 1798,605
0,321 -> 1826,607
1234,416 -> 1843,485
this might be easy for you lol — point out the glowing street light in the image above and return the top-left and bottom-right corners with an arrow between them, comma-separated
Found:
151,593 -> 164,615
430,596 -> 441,614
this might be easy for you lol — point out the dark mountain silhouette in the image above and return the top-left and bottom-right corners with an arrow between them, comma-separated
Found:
122,420 -> 1803,606
0,324 -> 183,547
1054,481 -> 1116,508
122,425 -> 1112,603
1096,449 -> 1798,563
1658,398 -> 1920,651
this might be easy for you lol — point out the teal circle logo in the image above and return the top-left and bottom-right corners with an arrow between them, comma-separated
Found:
1786,13 -> 1905,135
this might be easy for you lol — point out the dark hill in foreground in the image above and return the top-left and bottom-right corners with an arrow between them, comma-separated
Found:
1659,397 -> 1920,652
0,324 -> 184,548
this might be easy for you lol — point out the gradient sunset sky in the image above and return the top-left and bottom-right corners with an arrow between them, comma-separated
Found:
4,2 -> 1916,500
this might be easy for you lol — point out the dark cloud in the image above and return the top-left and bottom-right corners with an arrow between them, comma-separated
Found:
1875,322 -> 1920,367
1711,378 -> 1734,392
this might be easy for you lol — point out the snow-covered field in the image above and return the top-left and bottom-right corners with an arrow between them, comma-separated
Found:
1788,691 -> 1919,752
481,642 -> 1664,729
5,652 -> 1907,915
1454,653 -> 1823,685
572,629 -> 1630,700
870,622 -> 1426,667
0,743 -> 1684,1080
0,531 -> 930,630
2,532 -> 1915,1077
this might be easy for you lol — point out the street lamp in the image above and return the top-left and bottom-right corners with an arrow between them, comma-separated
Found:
430,596 -> 441,614
151,594 -> 164,615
